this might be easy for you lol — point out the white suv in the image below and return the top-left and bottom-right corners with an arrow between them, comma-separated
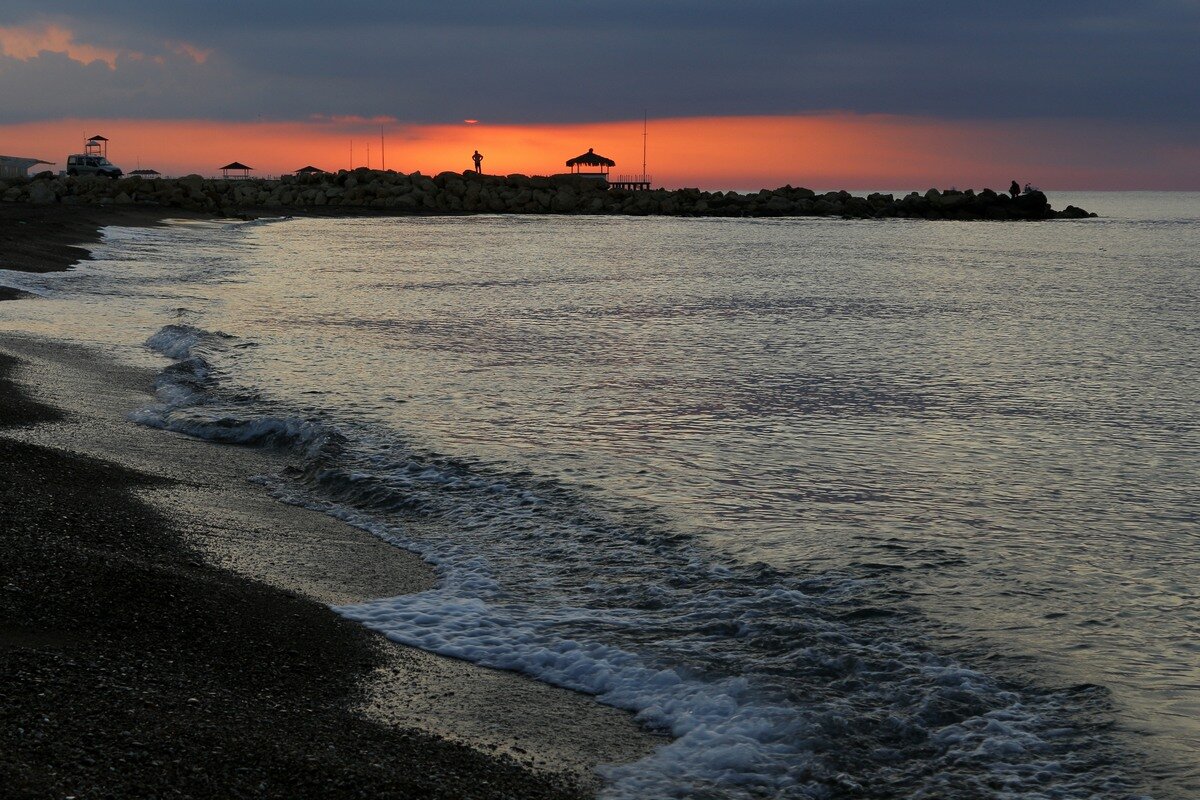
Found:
66,154 -> 123,178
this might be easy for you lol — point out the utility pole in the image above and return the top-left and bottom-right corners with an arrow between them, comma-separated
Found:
381,125 -> 386,171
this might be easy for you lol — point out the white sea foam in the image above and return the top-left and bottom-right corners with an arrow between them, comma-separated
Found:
136,323 -> 338,457
146,324 -> 212,360
133,321 -> 1143,799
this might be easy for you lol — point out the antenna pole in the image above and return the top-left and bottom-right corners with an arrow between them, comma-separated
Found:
381,125 -> 386,171
350,140 -> 353,170
642,110 -> 648,182
367,142 -> 371,170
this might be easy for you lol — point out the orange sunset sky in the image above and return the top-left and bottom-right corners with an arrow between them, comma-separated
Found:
2,7 -> 1199,189
3,114 -> 1197,191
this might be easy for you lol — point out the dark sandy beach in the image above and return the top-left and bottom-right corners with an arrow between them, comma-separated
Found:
0,207 -> 661,798
0,204 -> 209,273
0,353 -> 587,799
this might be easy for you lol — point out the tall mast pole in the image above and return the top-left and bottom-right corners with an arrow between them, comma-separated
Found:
642,110 -> 648,183
350,141 -> 353,171
381,125 -> 386,171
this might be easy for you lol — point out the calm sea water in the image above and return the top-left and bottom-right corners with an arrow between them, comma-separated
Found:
2,192 -> 1196,798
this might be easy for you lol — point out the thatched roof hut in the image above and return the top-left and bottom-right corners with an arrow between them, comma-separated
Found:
565,148 -> 615,179
565,148 -> 616,169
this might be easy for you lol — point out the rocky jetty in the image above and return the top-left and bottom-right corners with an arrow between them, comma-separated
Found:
1,169 -> 1096,220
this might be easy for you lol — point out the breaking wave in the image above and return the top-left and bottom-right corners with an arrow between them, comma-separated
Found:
134,322 -> 1145,799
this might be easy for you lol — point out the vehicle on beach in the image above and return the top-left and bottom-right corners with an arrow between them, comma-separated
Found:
64,134 -> 122,178
65,153 -> 123,178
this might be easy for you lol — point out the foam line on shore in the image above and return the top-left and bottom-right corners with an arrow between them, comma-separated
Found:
132,320 -> 1142,800
0,335 -> 607,799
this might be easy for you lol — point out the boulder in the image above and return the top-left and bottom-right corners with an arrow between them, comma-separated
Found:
28,182 -> 57,205
763,195 -> 794,214
1057,205 -> 1096,219
550,190 -> 578,213
932,191 -> 969,209
1010,190 -> 1052,219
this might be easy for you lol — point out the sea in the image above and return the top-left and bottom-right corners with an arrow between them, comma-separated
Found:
1,192 -> 1196,799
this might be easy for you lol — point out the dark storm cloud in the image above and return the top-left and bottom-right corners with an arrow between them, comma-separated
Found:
1,1 -> 1197,125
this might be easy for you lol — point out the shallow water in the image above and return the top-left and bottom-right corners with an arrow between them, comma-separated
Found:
2,192 -> 1197,798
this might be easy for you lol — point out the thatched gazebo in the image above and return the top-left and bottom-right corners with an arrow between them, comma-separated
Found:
129,168 -> 161,177
565,147 -> 615,178
293,165 -> 327,176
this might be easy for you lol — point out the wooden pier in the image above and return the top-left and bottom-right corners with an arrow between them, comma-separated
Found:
608,174 -> 652,190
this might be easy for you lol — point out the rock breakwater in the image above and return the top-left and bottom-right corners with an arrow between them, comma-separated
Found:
1,169 -> 1095,220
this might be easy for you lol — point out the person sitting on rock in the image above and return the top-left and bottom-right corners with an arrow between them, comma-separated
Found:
1009,180 -> 1020,198
472,150 -> 483,173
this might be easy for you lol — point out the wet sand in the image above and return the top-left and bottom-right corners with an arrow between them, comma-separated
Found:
0,208 -> 663,797
0,204 -> 208,273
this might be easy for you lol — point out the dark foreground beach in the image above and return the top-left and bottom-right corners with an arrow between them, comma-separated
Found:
0,208 -> 662,798
0,204 -> 198,273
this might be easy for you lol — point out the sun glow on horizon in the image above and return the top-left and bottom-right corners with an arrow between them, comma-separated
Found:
0,113 -> 1195,190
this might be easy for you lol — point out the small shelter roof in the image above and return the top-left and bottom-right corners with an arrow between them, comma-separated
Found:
220,161 -> 253,171
294,165 -> 326,174
88,135 -> 109,142
565,148 -> 615,168
0,156 -> 52,167
129,169 -> 161,176
0,156 -> 53,178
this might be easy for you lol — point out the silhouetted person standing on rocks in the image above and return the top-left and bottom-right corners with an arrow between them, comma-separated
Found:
472,150 -> 483,173
1010,180 -> 1020,198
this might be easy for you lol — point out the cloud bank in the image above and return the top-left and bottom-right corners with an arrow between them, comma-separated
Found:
1,2 -> 1197,126
0,3 -> 1196,187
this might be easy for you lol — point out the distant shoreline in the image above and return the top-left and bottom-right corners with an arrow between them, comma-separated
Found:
1,169 -> 1096,221
0,188 -> 1098,300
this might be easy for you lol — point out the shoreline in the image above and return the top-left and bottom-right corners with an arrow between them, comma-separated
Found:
0,213 -> 664,795
0,345 -> 585,799
0,204 -> 213,274
4,198 -> 1191,797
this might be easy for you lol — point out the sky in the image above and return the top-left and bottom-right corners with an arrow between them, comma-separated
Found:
1,1 -> 1197,189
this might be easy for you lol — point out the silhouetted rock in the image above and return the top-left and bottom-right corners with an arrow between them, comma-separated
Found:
0,171 -> 1095,220
1058,204 -> 1098,219
27,182 -> 57,205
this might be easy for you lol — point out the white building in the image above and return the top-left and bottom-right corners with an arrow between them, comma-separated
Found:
0,155 -> 54,179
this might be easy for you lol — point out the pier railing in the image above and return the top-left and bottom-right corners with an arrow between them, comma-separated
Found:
609,174 -> 652,190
